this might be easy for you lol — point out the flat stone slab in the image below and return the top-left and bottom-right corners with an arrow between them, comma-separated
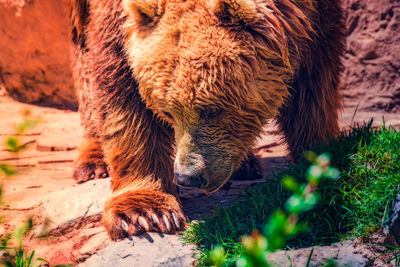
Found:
40,178 -> 112,231
36,119 -> 83,152
268,240 -> 367,267
79,233 -> 195,267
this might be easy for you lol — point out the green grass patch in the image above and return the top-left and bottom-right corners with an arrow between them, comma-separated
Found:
182,121 -> 400,265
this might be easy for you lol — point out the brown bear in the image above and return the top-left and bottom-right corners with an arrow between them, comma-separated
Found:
67,0 -> 344,240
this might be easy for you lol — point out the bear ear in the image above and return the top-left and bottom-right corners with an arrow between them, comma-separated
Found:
210,0 -> 258,24
124,0 -> 158,24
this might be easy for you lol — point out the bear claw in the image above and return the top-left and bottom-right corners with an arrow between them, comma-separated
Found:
121,219 -> 129,233
152,214 -> 160,225
172,213 -> 180,229
138,216 -> 150,231
117,212 -> 182,238
162,214 -> 171,232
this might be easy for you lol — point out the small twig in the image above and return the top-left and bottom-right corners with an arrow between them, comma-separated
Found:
382,203 -> 389,225
351,102 -> 360,126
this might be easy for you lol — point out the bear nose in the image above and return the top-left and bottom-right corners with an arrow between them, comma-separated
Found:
174,173 -> 203,188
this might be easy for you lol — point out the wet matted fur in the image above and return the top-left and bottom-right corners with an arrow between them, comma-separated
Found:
67,0 -> 344,240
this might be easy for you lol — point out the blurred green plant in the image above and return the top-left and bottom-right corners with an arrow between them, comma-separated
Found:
183,122 -> 400,265
205,153 -> 339,266
0,110 -> 72,267
0,218 -> 72,267
0,109 -> 40,179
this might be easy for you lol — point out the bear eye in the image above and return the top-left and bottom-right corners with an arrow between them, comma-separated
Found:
201,107 -> 222,119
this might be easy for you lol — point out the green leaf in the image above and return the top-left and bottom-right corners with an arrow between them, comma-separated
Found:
286,193 -> 319,214
17,119 -> 40,133
316,153 -> 331,168
282,176 -> 300,194
324,167 -> 340,180
5,137 -> 19,152
304,151 -> 317,163
306,165 -> 323,183
264,211 -> 288,250
206,246 -> 225,267
0,164 -> 17,177
305,248 -> 314,267
26,250 -> 35,266
36,257 -> 49,263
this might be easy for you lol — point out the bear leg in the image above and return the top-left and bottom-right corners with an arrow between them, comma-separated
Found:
100,106 -> 185,239
277,0 -> 344,159
68,0 -> 185,239
73,137 -> 109,183
277,74 -> 342,160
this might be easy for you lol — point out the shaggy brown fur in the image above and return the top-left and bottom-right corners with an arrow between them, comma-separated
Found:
68,0 -> 345,240
73,138 -> 108,183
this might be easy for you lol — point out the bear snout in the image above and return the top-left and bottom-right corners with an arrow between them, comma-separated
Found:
174,151 -> 206,188
174,172 -> 205,188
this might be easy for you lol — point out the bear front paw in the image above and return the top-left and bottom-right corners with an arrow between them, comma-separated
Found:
103,189 -> 186,240
73,162 -> 109,183
73,138 -> 109,183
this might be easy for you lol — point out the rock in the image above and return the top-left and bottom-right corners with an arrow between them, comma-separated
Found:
79,234 -> 195,267
384,187 -> 400,242
341,0 -> 400,113
40,178 -> 112,232
0,0 -> 77,109
36,118 -> 83,152
27,223 -> 111,266
0,0 -> 399,115
0,95 -> 80,211
268,240 -> 368,267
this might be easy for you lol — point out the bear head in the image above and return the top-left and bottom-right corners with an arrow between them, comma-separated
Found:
123,0 -> 311,193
